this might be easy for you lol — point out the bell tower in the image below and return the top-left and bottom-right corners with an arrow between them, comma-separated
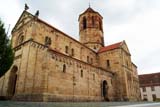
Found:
79,7 -> 104,51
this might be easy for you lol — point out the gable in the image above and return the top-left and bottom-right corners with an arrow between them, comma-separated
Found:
98,41 -> 122,53
12,11 -> 34,33
121,41 -> 131,55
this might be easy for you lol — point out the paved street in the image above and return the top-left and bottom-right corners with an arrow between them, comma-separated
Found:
114,103 -> 160,107
0,101 -> 160,107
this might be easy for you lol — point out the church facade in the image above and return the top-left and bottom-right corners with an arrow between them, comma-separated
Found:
0,7 -> 140,101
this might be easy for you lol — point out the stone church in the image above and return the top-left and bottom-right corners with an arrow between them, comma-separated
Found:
0,6 -> 140,101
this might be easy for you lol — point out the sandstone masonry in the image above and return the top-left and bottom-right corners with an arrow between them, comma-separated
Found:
0,7 -> 140,101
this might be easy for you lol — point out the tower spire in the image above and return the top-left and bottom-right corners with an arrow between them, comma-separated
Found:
88,0 -> 91,8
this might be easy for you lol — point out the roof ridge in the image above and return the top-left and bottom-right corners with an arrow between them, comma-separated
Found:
20,10 -> 97,54
139,72 -> 160,76
98,41 -> 123,53
78,7 -> 103,20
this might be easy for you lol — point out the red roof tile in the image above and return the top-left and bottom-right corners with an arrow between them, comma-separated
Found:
79,7 -> 102,20
138,72 -> 160,87
98,41 -> 123,53
84,7 -> 97,13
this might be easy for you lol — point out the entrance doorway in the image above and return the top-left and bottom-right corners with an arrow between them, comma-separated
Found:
102,80 -> 109,101
7,66 -> 18,97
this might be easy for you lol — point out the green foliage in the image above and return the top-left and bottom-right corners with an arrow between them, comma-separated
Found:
0,19 -> 13,77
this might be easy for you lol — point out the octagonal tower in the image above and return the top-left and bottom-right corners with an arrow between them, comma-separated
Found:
79,7 -> 104,51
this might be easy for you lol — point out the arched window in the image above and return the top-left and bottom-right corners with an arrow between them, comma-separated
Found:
92,16 -> 95,26
106,60 -> 110,68
83,17 -> 87,29
81,70 -> 83,78
87,56 -> 89,63
45,36 -> 52,46
99,21 -> 102,31
65,46 -> 68,54
63,64 -> 66,73
71,48 -> 74,56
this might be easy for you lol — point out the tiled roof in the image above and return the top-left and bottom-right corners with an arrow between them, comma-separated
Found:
79,7 -> 102,20
138,72 -> 160,87
98,41 -> 123,53
84,7 -> 97,13
29,13 -> 96,54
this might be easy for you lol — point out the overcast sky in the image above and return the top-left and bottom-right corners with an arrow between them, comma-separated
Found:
0,0 -> 160,74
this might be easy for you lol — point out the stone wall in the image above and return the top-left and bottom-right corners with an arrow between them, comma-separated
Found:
0,10 -> 140,102
0,40 -> 114,101
31,19 -> 98,66
98,44 -> 140,101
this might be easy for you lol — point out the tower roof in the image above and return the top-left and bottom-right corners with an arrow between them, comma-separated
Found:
79,7 -> 102,20
85,7 -> 97,13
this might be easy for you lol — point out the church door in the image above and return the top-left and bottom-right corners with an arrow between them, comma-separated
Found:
7,66 -> 18,98
102,80 -> 109,101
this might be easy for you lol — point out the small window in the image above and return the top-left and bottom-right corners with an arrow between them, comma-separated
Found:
106,60 -> 110,68
45,37 -> 48,45
87,56 -> 89,63
92,16 -> 94,26
71,48 -> 74,56
99,21 -> 102,31
63,64 -> 66,73
48,38 -> 51,45
142,87 -> 146,92
81,70 -> 83,78
45,36 -> 51,45
65,46 -> 68,54
151,86 -> 155,91
83,17 -> 87,29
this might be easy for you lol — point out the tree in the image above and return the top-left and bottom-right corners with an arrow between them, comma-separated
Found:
0,19 -> 13,77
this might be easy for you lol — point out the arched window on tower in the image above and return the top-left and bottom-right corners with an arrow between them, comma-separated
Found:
99,21 -> 102,31
83,17 -> 87,29
92,16 -> 95,26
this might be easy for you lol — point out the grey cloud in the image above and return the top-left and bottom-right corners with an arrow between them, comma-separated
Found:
11,0 -> 160,74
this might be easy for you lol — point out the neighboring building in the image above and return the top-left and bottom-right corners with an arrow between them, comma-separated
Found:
139,72 -> 160,101
0,6 -> 140,101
